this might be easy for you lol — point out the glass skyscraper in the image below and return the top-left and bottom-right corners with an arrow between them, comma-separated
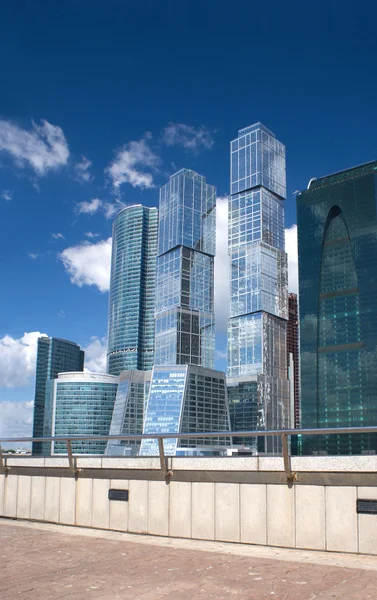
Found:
140,169 -> 231,456
227,123 -> 289,453
154,169 -> 216,368
297,161 -> 377,454
107,205 -> 158,376
32,336 -> 84,455
51,372 -> 119,455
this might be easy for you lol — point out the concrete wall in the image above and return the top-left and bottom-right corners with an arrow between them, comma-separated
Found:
1,455 -> 377,555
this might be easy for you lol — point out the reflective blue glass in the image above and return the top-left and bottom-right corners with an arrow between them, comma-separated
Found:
140,366 -> 230,456
297,161 -> 377,454
52,374 -> 118,455
106,370 -> 151,456
155,170 -> 216,369
107,205 -> 158,376
32,337 -> 84,456
227,124 -> 289,453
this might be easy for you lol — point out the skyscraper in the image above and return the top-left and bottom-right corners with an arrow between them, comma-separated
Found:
107,205 -> 158,376
287,293 -> 300,428
227,123 -> 289,453
32,336 -> 84,455
154,169 -> 216,368
297,161 -> 377,454
140,169 -> 231,456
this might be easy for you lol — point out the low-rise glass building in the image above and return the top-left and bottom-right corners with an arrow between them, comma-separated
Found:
49,372 -> 119,455
105,370 -> 151,456
139,365 -> 230,456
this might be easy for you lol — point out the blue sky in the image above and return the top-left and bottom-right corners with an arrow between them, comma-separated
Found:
1,0 -> 377,441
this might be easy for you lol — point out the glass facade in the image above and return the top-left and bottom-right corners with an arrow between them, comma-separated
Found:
107,205 -> 158,376
297,161 -> 377,454
154,169 -> 216,368
227,123 -> 290,453
32,336 -> 84,455
139,365 -> 230,456
105,370 -> 151,456
51,373 -> 119,455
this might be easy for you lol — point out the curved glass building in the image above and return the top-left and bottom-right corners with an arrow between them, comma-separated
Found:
107,205 -> 158,376
297,161 -> 377,454
51,372 -> 119,454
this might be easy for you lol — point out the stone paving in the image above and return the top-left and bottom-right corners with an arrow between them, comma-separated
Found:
1,520 -> 377,599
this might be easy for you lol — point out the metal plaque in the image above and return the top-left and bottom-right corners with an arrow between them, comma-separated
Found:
108,489 -> 129,502
357,499 -> 377,514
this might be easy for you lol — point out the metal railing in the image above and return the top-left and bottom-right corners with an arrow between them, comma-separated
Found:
1,425 -> 377,483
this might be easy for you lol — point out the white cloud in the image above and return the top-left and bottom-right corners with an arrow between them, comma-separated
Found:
162,123 -> 215,151
0,400 -> 34,441
106,136 -> 158,191
85,232 -> 99,239
75,156 -> 93,182
28,252 -> 39,260
60,237 -> 112,292
2,189 -> 13,201
214,196 -> 229,334
285,224 -> 298,294
76,197 -> 102,215
0,331 -> 47,387
76,198 -> 126,220
52,232 -> 65,240
0,119 -> 69,175
84,337 -> 108,373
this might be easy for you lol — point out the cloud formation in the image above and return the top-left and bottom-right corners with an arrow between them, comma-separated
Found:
76,198 -> 102,215
60,238 -> 112,292
0,400 -> 34,441
0,331 -> 47,387
76,198 -> 126,220
106,136 -> 158,191
0,119 -> 69,175
2,189 -> 13,201
52,232 -> 65,240
75,156 -> 93,182
84,336 -> 108,373
162,123 -> 215,151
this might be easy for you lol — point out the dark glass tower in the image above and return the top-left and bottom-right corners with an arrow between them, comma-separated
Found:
32,337 -> 84,455
107,205 -> 158,376
287,293 -> 300,428
297,161 -> 377,454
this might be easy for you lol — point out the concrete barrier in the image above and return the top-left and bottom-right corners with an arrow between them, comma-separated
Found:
1,455 -> 377,555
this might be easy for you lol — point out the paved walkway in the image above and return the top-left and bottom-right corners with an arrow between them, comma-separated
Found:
1,519 -> 377,599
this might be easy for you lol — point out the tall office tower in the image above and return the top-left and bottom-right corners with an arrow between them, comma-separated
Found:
287,293 -> 300,428
227,123 -> 289,454
32,337 -> 84,455
49,372 -> 119,455
154,169 -> 216,368
105,370 -> 152,456
297,161 -> 377,455
140,169 -> 231,456
107,205 -> 158,376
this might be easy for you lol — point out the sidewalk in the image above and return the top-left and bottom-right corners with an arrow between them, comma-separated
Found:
1,518 -> 377,599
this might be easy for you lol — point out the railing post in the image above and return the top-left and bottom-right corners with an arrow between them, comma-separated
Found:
66,440 -> 81,478
157,437 -> 173,481
281,433 -> 296,485
0,443 -> 9,475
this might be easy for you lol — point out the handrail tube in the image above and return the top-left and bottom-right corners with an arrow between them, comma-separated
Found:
1,425 -> 377,445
